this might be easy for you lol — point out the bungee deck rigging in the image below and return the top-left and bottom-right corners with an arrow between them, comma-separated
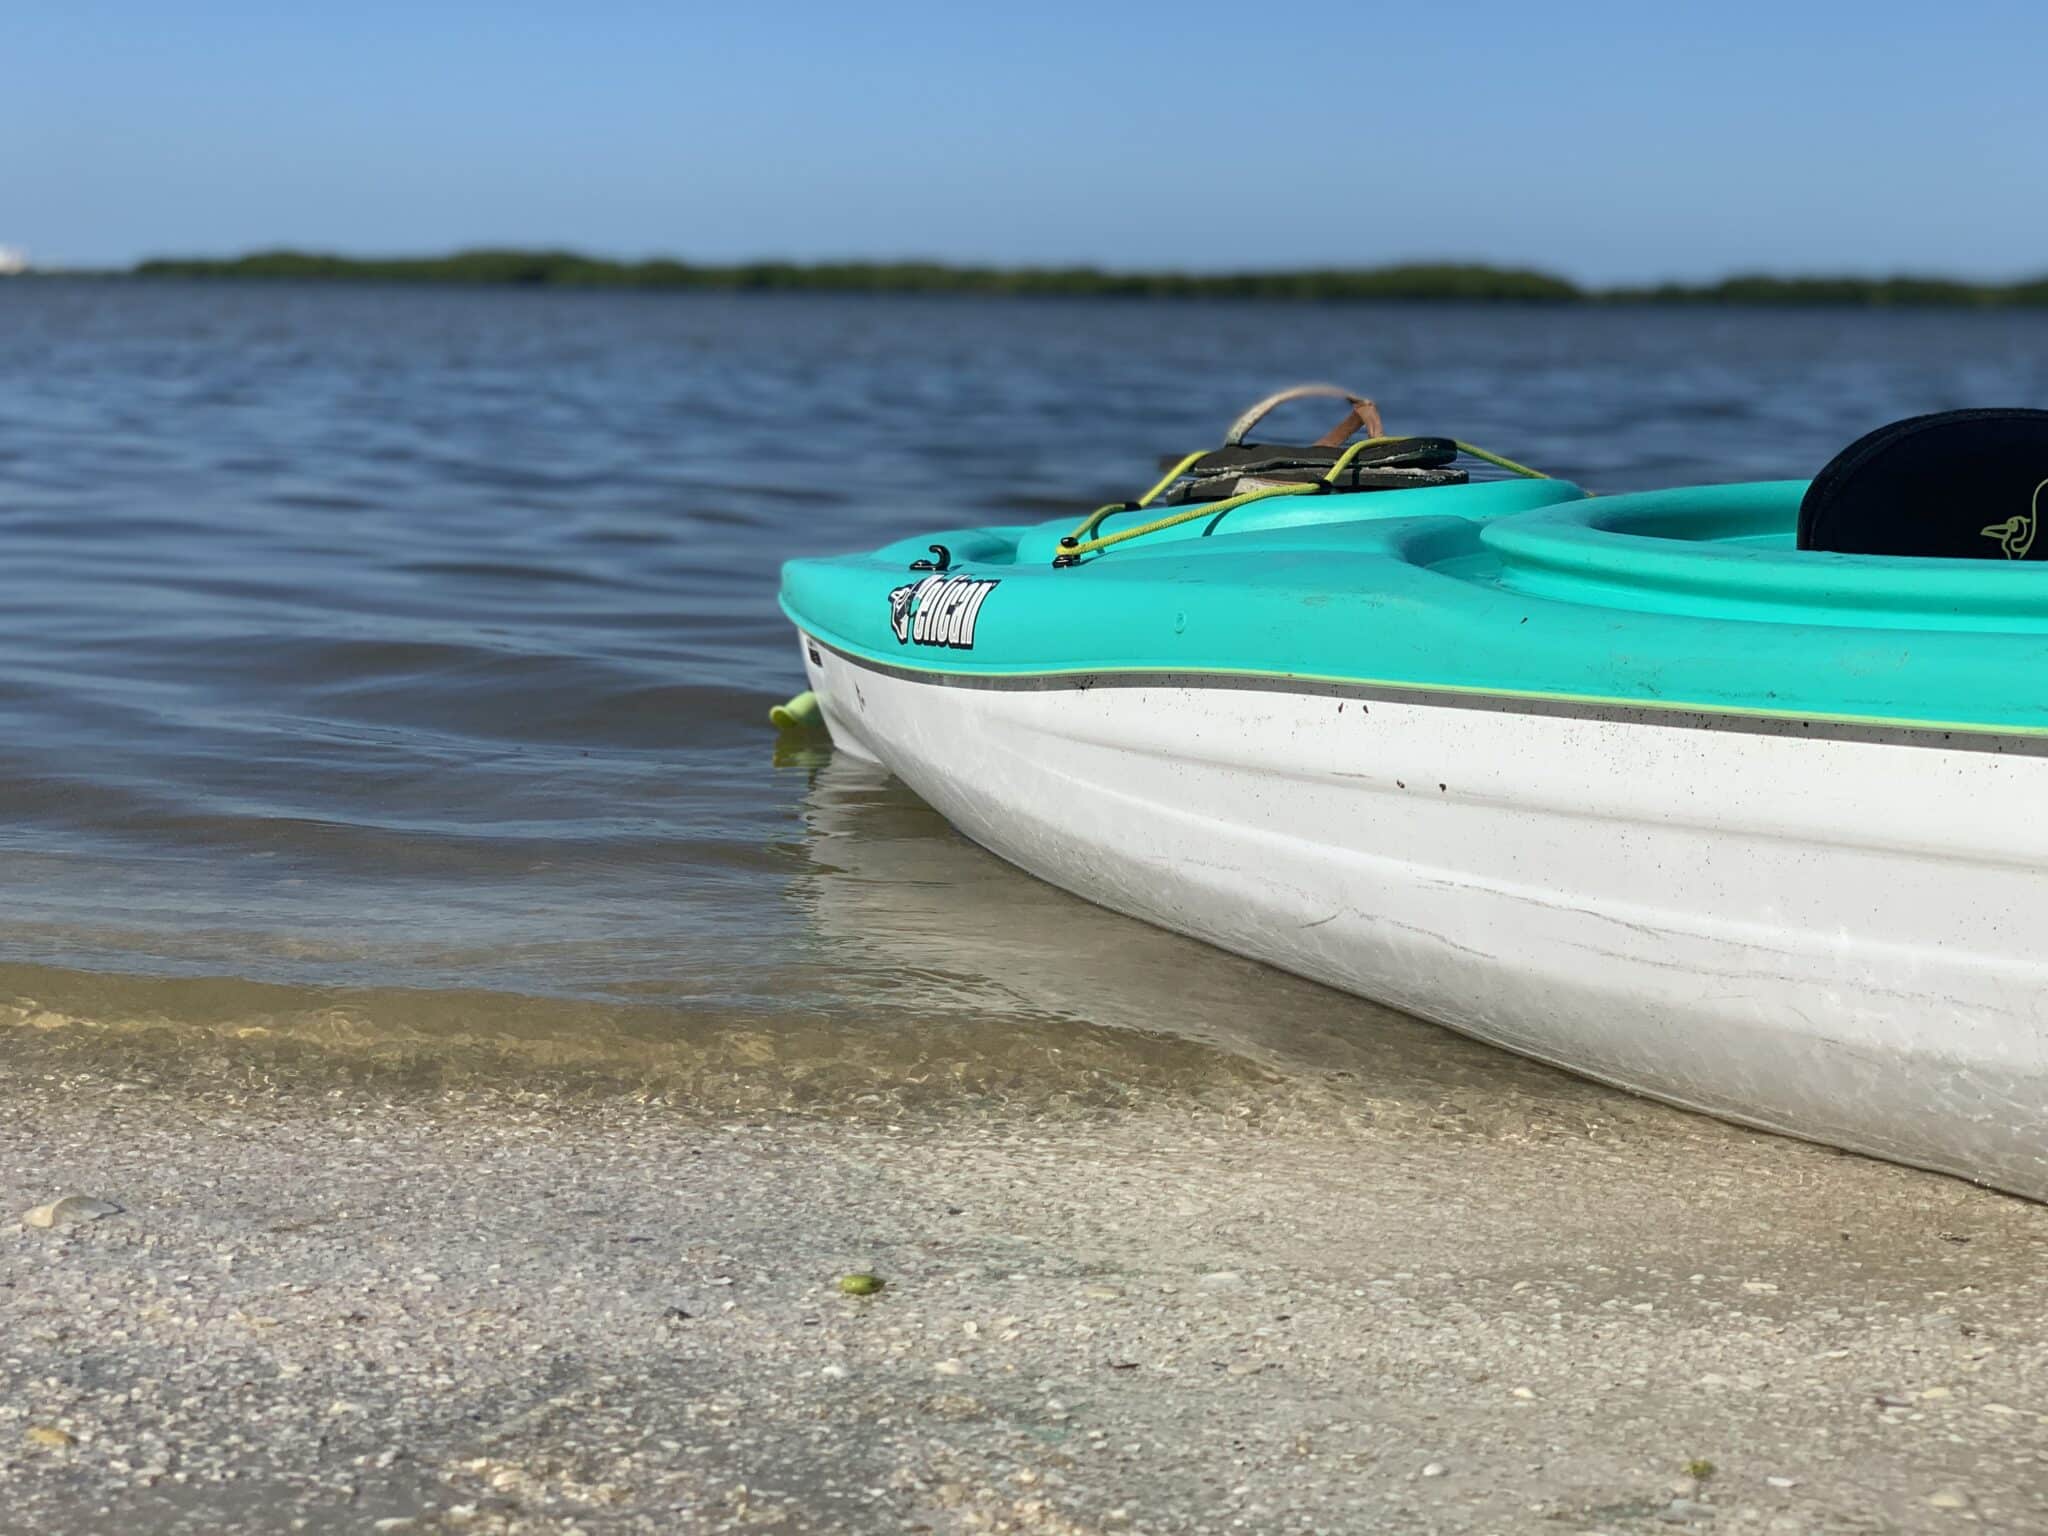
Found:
1051,383 -> 1556,565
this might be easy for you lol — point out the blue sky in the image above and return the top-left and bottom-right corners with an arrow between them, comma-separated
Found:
7,1 -> 2047,281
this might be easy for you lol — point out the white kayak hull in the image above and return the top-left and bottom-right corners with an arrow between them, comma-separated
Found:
801,638 -> 2048,1202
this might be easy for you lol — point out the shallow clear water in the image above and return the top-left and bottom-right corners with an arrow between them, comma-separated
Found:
4,280 -> 2046,1092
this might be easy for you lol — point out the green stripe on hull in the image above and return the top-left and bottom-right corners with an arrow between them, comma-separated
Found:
797,636 -> 2048,754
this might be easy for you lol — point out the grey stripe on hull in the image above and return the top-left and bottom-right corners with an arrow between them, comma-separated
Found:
804,635 -> 2048,758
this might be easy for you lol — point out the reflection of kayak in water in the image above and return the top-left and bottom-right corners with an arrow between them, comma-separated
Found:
798,751 -> 1412,1063
795,751 -> 1358,1048
781,391 -> 2048,1200
791,752 -> 1638,1129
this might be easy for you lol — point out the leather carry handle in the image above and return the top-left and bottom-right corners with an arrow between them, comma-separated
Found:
1223,384 -> 1384,449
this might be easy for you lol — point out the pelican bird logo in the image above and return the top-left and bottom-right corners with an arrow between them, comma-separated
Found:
1981,480 -> 2047,560
888,579 -> 923,643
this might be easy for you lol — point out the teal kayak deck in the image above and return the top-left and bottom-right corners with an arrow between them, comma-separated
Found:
780,478 -> 2048,735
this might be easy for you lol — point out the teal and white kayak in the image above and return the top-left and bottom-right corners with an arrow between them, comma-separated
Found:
778,394 -> 2048,1201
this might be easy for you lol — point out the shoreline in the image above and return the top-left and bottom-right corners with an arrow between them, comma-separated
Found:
76,253 -> 2048,308
6,1024 -> 2046,1534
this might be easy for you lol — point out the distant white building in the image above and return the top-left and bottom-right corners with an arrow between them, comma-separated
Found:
0,247 -> 28,276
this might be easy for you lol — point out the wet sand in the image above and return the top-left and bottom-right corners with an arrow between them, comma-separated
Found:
5,1010 -> 2047,1536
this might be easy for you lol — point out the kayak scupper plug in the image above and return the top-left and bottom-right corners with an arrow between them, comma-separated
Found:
769,690 -> 824,733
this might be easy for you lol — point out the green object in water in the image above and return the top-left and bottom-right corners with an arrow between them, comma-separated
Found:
770,690 -> 822,732
838,1272 -> 884,1296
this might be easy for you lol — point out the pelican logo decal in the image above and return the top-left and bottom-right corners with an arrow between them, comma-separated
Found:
888,572 -> 1000,649
1980,480 -> 2048,559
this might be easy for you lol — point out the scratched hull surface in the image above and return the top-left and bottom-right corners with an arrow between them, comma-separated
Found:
802,641 -> 2048,1201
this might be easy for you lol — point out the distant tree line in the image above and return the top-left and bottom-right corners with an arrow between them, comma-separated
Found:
1604,273 -> 2048,306
128,249 -> 2048,306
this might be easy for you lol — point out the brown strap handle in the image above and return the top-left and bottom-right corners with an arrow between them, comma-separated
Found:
1222,384 -> 1384,449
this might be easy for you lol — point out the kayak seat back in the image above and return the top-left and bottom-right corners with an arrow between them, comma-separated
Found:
1799,409 -> 2048,560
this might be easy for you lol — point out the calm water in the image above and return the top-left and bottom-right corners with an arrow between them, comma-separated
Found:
5,280 -> 2047,1097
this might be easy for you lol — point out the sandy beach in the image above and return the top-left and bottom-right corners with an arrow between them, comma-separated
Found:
6,997 -> 2046,1536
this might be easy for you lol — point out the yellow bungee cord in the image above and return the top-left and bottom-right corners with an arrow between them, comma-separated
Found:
1052,437 -> 1554,567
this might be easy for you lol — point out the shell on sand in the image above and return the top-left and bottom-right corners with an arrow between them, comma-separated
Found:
22,1194 -> 121,1230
